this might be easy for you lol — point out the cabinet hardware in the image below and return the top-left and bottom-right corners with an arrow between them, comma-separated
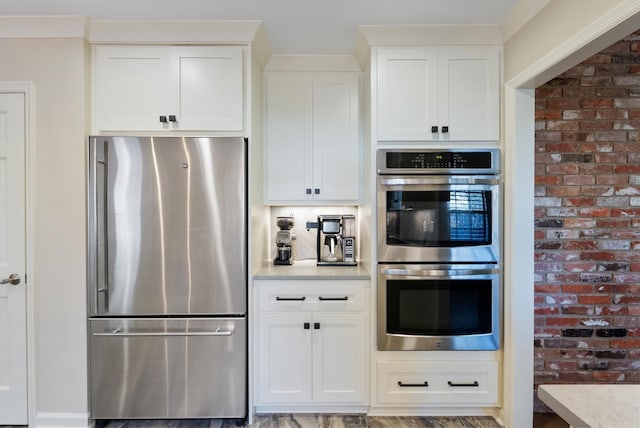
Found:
314,188 -> 320,195
431,126 -> 438,133
398,381 -> 429,387
306,188 -> 312,195
304,322 -> 310,330
318,296 -> 348,301
159,115 -> 168,123
314,322 -> 320,330
442,126 -> 449,133
168,115 -> 177,122
276,296 -> 306,301
448,381 -> 479,387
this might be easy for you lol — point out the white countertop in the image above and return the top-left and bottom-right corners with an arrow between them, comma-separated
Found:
254,259 -> 370,280
538,384 -> 640,428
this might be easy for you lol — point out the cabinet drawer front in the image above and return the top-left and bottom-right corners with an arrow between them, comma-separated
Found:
377,360 -> 498,406
257,283 -> 365,312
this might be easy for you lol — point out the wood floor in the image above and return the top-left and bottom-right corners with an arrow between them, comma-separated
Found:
1,413 -> 569,428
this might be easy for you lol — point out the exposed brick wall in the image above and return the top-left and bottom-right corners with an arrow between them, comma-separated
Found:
534,30 -> 640,411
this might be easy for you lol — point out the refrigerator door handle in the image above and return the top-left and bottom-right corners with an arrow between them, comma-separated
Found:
93,330 -> 233,337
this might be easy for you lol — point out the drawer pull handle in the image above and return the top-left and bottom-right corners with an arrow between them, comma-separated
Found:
448,381 -> 479,387
397,381 -> 428,387
319,296 -> 349,301
276,296 -> 306,301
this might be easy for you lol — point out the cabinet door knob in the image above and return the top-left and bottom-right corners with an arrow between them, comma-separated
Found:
442,126 -> 449,133
306,188 -> 312,195
314,188 -> 320,195
431,126 -> 438,133
168,115 -> 177,122
314,322 -> 320,330
159,115 -> 168,123
303,322 -> 310,330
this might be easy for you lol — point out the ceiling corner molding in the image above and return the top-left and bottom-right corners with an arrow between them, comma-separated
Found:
500,0 -> 551,42
88,19 -> 265,45
357,24 -> 503,47
0,16 -> 88,39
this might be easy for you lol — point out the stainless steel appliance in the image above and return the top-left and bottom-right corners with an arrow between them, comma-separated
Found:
377,264 -> 500,351
377,148 -> 501,263
274,216 -> 295,265
376,148 -> 501,351
87,136 -> 247,420
317,214 -> 356,266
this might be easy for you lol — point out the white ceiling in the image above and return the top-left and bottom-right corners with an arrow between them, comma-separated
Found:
0,0 -> 523,54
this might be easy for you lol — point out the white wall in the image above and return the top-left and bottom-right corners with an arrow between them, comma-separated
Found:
0,37 -> 89,424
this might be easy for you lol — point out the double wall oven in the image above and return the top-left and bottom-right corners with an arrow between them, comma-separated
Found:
376,149 -> 501,351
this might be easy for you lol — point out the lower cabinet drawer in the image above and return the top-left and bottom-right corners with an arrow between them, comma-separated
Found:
377,360 -> 499,406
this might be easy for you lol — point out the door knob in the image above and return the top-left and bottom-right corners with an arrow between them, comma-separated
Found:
1,273 -> 21,285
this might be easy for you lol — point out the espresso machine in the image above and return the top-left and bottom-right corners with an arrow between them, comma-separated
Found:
317,215 -> 356,266
274,216 -> 295,265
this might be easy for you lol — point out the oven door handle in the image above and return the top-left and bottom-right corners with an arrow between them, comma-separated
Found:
380,266 -> 499,277
379,176 -> 499,186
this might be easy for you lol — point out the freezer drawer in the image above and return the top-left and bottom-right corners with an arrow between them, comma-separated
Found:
89,318 -> 246,419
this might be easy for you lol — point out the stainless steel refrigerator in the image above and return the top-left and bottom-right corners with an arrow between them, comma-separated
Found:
87,136 -> 247,420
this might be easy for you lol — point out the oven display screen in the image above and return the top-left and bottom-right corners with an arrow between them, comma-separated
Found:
385,151 -> 493,169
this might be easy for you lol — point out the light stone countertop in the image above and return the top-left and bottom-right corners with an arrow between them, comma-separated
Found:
538,384 -> 640,428
254,259 -> 370,280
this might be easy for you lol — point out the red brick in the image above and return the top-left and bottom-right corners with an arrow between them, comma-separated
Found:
592,371 -> 625,381
536,110 -> 562,120
578,295 -> 611,304
547,317 -> 580,327
610,338 -> 640,348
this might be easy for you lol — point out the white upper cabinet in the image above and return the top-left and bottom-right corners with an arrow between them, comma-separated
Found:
264,72 -> 360,205
93,45 -> 243,132
376,46 -> 500,141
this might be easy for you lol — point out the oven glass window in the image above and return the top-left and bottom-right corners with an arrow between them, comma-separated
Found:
386,279 -> 492,336
385,190 -> 491,247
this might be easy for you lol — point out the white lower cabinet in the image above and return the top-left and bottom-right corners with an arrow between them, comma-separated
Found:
254,280 -> 368,407
377,360 -> 499,406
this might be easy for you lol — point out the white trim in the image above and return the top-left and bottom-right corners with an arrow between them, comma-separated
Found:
32,412 -> 89,428
0,81 -> 35,427
88,19 -> 263,44
0,16 -> 87,39
502,2 -> 640,427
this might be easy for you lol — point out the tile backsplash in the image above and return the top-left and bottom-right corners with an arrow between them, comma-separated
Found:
270,206 -> 358,261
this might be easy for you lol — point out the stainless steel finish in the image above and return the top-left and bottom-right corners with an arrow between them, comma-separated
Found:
377,174 -> 501,263
376,148 -> 501,175
377,264 -> 501,351
0,273 -> 21,285
89,318 -> 246,419
88,136 -> 247,317
316,214 -> 357,266
87,136 -> 247,420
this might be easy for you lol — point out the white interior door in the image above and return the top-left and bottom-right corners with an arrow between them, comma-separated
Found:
0,92 -> 27,424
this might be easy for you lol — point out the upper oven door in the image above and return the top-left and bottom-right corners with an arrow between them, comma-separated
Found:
377,175 -> 500,263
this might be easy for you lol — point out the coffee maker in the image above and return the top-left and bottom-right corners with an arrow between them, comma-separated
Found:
317,215 -> 356,266
274,216 -> 295,265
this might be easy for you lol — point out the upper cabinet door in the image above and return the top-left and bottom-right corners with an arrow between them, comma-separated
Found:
376,46 -> 500,142
438,47 -> 500,141
312,73 -> 360,202
377,47 -> 439,141
93,45 -> 244,132
170,46 -> 243,131
93,46 -> 172,132
264,73 -> 314,203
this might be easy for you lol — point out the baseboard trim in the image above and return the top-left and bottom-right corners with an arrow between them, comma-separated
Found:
32,412 -> 89,428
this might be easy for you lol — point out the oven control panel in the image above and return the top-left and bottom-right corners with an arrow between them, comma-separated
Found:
377,149 -> 500,174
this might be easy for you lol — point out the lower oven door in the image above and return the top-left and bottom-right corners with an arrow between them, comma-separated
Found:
378,264 -> 500,351
89,317 -> 246,419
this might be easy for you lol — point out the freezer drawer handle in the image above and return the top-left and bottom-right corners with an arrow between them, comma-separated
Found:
318,296 -> 348,301
398,381 -> 429,387
94,329 -> 233,337
276,296 -> 306,301
448,381 -> 479,387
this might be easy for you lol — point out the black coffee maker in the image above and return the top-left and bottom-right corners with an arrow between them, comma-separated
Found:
316,215 -> 356,266
274,216 -> 294,265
